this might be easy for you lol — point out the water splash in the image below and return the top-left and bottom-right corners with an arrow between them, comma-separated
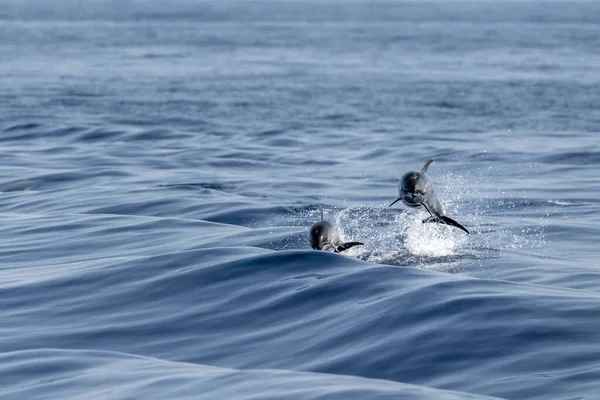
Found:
334,205 -> 469,270
262,162 -> 548,276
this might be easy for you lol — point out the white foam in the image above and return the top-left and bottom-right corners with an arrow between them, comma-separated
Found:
401,213 -> 466,257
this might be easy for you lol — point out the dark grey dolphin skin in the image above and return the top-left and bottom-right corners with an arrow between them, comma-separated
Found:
309,211 -> 364,252
389,160 -> 469,234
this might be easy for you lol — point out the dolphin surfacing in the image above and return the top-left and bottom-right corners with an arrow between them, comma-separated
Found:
308,211 -> 363,252
389,160 -> 469,234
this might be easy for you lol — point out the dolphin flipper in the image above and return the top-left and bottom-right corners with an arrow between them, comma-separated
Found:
421,159 -> 434,174
389,197 -> 402,207
335,241 -> 364,253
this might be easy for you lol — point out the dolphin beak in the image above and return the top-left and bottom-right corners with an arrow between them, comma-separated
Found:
389,197 -> 402,207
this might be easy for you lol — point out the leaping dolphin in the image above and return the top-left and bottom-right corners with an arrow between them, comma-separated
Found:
309,211 -> 364,252
389,160 -> 469,234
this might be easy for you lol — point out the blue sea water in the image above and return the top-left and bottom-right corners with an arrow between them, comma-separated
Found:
1,0 -> 600,399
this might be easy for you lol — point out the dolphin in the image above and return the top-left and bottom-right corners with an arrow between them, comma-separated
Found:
389,160 -> 469,234
309,211 -> 364,252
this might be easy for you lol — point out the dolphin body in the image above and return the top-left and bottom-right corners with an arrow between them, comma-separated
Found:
309,211 -> 364,252
389,160 -> 469,234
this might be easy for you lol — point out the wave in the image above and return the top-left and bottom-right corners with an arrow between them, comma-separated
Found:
1,248 -> 600,399
0,348 -> 502,400
538,151 -> 600,165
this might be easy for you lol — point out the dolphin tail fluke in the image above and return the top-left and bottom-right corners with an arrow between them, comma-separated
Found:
335,241 -> 364,253
422,215 -> 469,234
440,216 -> 469,234
421,159 -> 434,173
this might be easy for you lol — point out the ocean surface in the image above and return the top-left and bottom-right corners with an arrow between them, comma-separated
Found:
1,1 -> 600,399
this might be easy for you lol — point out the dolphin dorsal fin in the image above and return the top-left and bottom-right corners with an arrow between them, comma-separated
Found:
422,159 -> 434,173
320,209 -> 324,221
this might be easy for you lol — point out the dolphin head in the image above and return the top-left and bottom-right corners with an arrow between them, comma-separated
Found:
400,171 -> 428,207
308,220 -> 338,251
389,171 -> 427,208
